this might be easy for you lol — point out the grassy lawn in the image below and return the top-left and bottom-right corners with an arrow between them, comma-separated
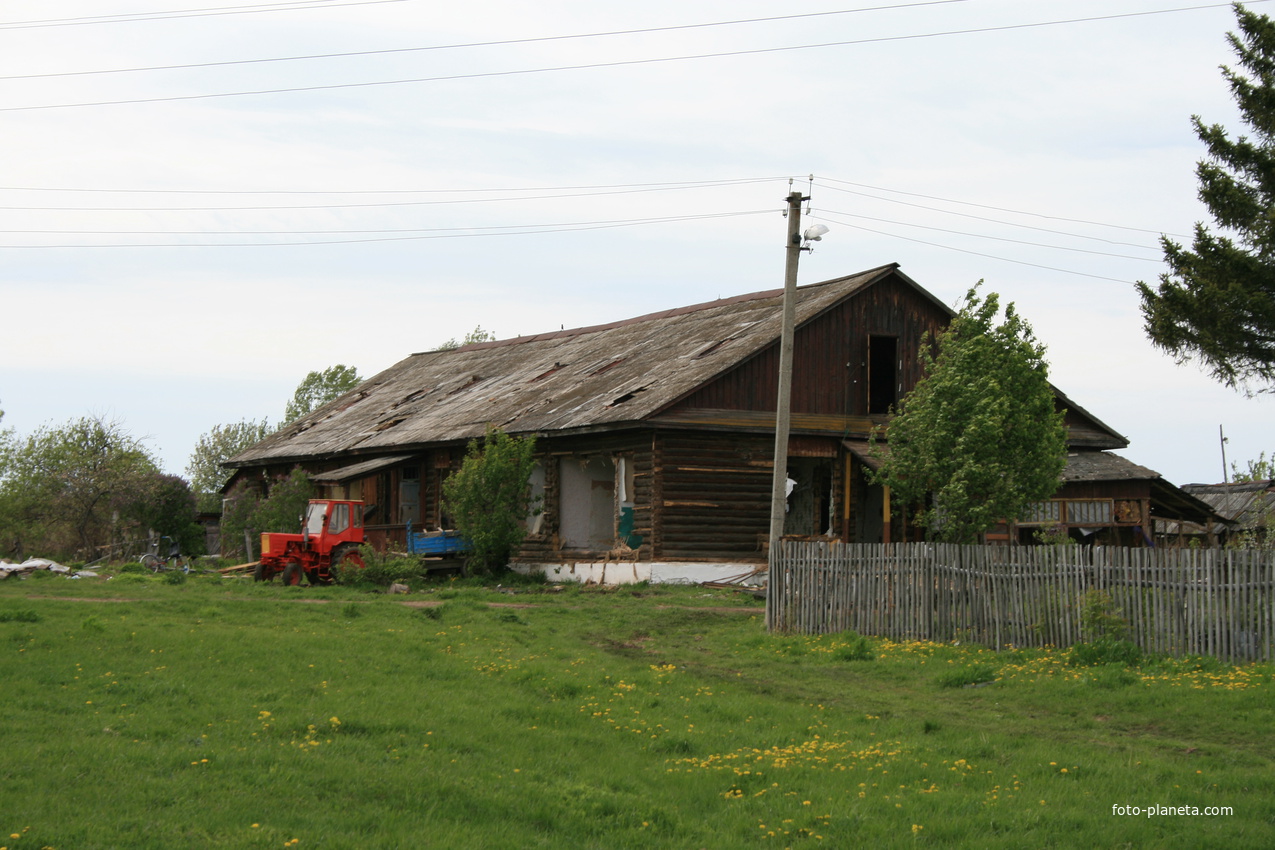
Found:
1,571 -> 1273,849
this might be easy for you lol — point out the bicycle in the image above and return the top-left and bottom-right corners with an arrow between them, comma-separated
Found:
137,536 -> 191,574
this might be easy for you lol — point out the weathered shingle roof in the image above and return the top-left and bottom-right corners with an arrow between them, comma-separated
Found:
1181,480 -> 1275,530
1063,451 -> 1158,482
230,265 -> 905,467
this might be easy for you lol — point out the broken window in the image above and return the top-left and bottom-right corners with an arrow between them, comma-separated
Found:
526,462 -> 546,535
786,457 -> 834,536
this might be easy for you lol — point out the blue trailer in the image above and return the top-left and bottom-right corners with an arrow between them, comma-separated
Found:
405,522 -> 471,558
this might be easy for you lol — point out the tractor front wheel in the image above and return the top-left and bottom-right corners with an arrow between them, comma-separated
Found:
281,562 -> 305,586
253,562 -> 273,582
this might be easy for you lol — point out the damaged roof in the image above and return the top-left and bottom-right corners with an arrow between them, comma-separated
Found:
231,265 -> 910,467
1180,479 -> 1275,532
228,263 -> 1128,469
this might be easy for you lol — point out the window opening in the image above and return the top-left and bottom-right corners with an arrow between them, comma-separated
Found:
304,503 -> 326,535
868,336 -> 898,415
330,503 -> 350,534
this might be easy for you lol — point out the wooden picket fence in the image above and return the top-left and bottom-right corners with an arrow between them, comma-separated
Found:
766,542 -> 1275,662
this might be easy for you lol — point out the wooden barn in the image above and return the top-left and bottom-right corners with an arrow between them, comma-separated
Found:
225,264 -> 1219,580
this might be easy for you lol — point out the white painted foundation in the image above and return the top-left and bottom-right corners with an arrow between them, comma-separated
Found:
512,561 -> 765,587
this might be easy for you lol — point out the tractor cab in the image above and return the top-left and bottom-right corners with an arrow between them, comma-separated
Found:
302,499 -> 361,543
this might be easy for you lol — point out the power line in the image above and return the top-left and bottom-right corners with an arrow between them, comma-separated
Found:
0,179 -> 782,212
815,182 -> 1174,247
0,0 -> 408,31
812,214 -> 1143,283
0,2 -> 972,79
0,209 -> 774,248
0,176 -> 783,195
815,207 -> 1161,261
3,1 -> 1264,112
815,176 -> 1187,238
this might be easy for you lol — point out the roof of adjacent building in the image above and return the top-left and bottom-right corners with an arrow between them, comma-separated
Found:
1180,479 -> 1275,531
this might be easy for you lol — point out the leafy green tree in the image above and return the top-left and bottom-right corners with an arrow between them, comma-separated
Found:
0,415 -> 165,560
283,365 -> 363,423
442,426 -> 539,575
434,325 -> 496,351
186,418 -> 274,512
1231,450 -> 1275,482
874,286 -> 1068,543
219,468 -> 316,560
133,472 -> 205,556
1137,4 -> 1275,392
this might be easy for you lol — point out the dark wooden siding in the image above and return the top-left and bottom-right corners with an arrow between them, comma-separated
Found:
654,431 -> 772,561
667,273 -> 948,419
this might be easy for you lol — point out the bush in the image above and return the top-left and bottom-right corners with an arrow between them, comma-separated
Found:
1069,588 -> 1142,667
441,426 -> 539,576
333,546 -> 425,587
1068,638 -> 1143,668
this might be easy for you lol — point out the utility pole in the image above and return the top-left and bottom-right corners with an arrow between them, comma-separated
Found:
768,191 -> 806,556
1220,424 -> 1229,483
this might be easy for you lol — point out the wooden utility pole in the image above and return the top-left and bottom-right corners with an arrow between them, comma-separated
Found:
768,191 -> 806,554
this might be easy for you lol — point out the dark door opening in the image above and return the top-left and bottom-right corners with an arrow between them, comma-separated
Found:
868,336 -> 898,414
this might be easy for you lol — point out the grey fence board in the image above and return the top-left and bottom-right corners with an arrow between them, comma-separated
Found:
766,542 -> 1275,662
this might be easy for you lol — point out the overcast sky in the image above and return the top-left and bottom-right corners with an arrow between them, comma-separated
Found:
2,0 -> 1273,487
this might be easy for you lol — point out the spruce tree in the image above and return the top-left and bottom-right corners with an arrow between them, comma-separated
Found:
1137,4 -> 1275,392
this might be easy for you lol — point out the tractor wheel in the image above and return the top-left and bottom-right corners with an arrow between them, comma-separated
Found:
328,544 -> 365,584
253,562 -> 272,582
281,562 -> 305,587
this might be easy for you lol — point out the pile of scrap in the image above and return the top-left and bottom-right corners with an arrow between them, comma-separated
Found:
0,558 -> 100,580
700,566 -> 767,599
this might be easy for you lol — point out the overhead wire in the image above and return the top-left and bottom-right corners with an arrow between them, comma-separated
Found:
814,181 -> 1176,247
813,207 -> 1162,262
814,176 -> 1188,239
0,1 -> 973,78
0,173 -> 1182,282
0,0 -> 409,31
0,178 -> 785,211
0,176 -> 785,195
0,209 -> 775,248
2,1 -> 1267,112
807,213 -> 1146,284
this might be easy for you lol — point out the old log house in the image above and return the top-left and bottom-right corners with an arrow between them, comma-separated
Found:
225,264 -> 1219,580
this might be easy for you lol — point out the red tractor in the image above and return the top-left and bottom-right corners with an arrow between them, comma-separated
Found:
254,499 -> 367,586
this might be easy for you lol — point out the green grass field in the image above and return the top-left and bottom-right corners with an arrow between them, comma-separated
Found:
1,571 -> 1273,849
